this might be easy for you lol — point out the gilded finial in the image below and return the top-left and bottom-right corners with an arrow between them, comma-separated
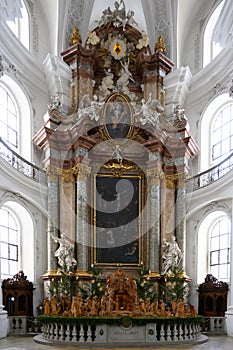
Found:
70,26 -> 82,45
155,35 -> 166,53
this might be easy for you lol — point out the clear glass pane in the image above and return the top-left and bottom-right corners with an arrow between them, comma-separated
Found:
220,234 -> 230,249
8,214 -> 17,229
0,104 -> 7,120
222,123 -> 230,138
0,121 -> 8,139
219,218 -> 230,233
211,222 -> 220,236
210,250 -> 219,265
1,242 -> 9,259
9,244 -> 17,260
219,264 -> 228,280
0,226 -> 8,243
212,143 -> 221,160
1,258 -> 9,275
9,229 -> 18,245
8,111 -> 17,128
8,127 -> 17,147
7,97 -> 16,115
211,236 -> 219,250
9,260 -> 18,276
219,249 -> 228,264
0,209 -> 9,226
222,138 -> 230,155
210,265 -> 219,279
213,128 -> 221,142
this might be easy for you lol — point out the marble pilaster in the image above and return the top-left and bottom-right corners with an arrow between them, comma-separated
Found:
175,175 -> 187,271
46,166 -> 61,273
161,175 -> 176,239
146,169 -> 161,273
74,164 -> 91,272
60,169 -> 76,243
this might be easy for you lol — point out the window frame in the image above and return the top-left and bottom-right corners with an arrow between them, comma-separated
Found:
0,83 -> 19,151
0,208 -> 19,278
6,0 -> 30,51
202,0 -> 225,68
208,214 -> 231,282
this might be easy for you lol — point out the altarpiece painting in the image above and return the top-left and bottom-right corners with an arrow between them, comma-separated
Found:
94,174 -> 141,265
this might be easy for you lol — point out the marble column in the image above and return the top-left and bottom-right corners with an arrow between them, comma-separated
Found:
74,164 -> 91,272
146,169 -> 162,273
175,174 -> 187,271
161,175 -> 176,239
46,166 -> 60,273
60,169 -> 76,243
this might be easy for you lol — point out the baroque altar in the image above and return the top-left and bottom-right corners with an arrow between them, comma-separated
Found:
33,0 -> 203,346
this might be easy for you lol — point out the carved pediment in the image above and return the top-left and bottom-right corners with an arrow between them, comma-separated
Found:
2,270 -> 34,290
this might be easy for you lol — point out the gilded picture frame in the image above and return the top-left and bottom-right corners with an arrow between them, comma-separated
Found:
93,174 -> 142,266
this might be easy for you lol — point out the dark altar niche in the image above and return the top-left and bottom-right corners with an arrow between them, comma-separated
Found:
94,174 -> 141,265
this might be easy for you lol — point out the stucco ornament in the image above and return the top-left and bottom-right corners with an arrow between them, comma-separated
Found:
86,31 -> 100,46
136,30 -> 150,50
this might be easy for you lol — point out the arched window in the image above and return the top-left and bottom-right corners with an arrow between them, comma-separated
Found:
6,0 -> 30,50
203,0 -> 225,67
197,210 -> 231,284
0,75 -> 32,161
200,93 -> 232,171
0,84 -> 18,151
0,208 -> 19,278
211,103 -> 233,163
0,202 -> 34,282
209,215 -> 231,281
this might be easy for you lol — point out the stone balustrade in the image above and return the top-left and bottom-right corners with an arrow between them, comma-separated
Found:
36,317 -> 206,346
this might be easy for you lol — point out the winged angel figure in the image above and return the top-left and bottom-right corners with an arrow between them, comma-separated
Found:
76,94 -> 104,122
96,0 -> 137,30
133,93 -> 164,126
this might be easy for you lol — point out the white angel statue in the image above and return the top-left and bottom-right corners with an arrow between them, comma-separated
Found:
51,232 -> 77,271
134,93 -> 164,126
76,94 -> 104,122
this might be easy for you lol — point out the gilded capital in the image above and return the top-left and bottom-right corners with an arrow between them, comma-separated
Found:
165,173 -> 187,188
46,165 -> 61,182
73,163 -> 91,181
176,173 -> 188,188
146,168 -> 163,185
165,174 -> 176,188
62,169 -> 75,183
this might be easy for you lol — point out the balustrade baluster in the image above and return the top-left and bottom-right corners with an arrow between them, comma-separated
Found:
173,323 -> 179,341
178,324 -> 183,340
79,325 -> 85,342
160,324 -> 165,341
167,324 -> 172,341
54,323 -> 59,340
71,325 -> 77,342
87,325 -> 92,342
60,324 -> 64,340
65,324 -> 71,341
